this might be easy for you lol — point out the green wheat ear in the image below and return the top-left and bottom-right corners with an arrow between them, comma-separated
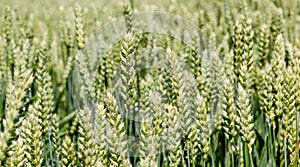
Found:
74,4 -> 85,50
282,66 -> 296,163
221,73 -> 237,153
77,107 -> 97,167
60,135 -> 76,167
236,83 -> 256,153
104,92 -> 130,167
166,105 -> 182,167
139,79 -> 157,167
23,104 -> 44,167
232,20 -> 244,85
257,24 -> 270,69
95,103 -> 109,166
271,34 -> 285,117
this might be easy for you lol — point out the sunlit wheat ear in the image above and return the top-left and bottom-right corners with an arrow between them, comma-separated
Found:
232,21 -> 244,84
74,4 -> 85,49
271,34 -> 285,117
282,66 -> 296,162
50,114 -> 60,165
259,64 -> 276,129
221,74 -> 237,153
4,6 -> 12,47
0,70 -> 33,164
210,52 -> 224,131
8,126 -> 26,167
35,43 -> 54,137
139,85 -> 157,167
95,103 -> 109,165
165,105 -> 182,167
23,105 -> 44,167
270,6 -> 284,54
242,18 -> 256,89
60,135 -> 76,167
236,83 -> 256,153
290,49 -> 300,110
77,107 -> 97,167
118,32 -> 135,109
161,63 -> 178,106
257,24 -> 270,69
198,95 -> 211,161
123,2 -> 133,33
104,92 -> 131,166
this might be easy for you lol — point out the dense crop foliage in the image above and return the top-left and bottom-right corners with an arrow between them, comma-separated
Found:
1,0 -> 300,166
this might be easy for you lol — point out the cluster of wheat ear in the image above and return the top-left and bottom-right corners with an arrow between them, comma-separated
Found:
1,0 -> 300,166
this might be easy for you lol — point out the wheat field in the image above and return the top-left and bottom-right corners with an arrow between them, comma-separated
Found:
0,0 -> 300,166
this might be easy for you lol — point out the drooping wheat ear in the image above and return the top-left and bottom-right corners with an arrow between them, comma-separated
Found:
166,105 -> 182,167
236,83 -> 256,153
123,2 -> 133,33
77,107 -> 97,167
104,92 -> 130,167
198,95 -> 211,161
259,64 -> 276,128
35,42 -> 54,136
50,114 -> 60,166
221,73 -> 237,153
0,70 -> 33,164
95,103 -> 109,165
22,104 -> 44,167
257,24 -> 270,69
242,18 -> 256,89
232,21 -> 244,85
282,66 -> 297,162
74,4 -> 85,49
271,34 -> 285,117
60,135 -> 76,167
